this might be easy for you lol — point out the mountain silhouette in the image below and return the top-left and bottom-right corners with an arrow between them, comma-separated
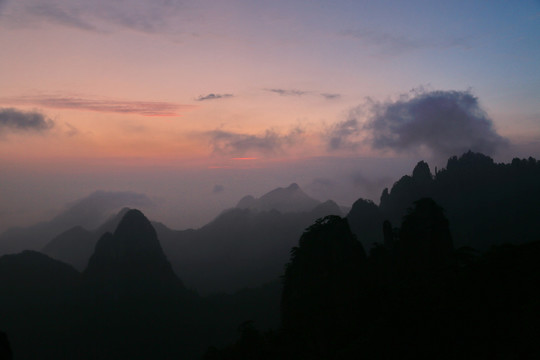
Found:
40,185 -> 341,294
0,251 -> 82,359
0,209 -> 285,359
0,250 -> 80,304
160,184 -> 342,294
348,151 -> 540,251
79,209 -> 200,359
41,208 -> 131,271
41,226 -> 95,271
1,154 -> 540,359
210,195 -> 540,359
0,191 -> 150,255
84,209 -> 186,299
236,183 -> 321,213
281,216 -> 366,357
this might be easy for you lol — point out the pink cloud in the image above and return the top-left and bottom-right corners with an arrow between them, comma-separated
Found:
0,95 -> 196,117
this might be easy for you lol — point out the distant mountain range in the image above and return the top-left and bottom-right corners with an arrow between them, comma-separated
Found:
7,183 -> 340,294
3,152 -> 540,293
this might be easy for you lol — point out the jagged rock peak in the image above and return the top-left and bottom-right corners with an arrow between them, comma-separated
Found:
412,161 -> 432,181
88,209 -> 167,270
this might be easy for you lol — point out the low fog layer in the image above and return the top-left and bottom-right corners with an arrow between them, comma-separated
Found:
0,156 -> 419,233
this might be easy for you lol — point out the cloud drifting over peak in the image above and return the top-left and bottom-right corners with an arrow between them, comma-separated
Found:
364,90 -> 509,157
58,190 -> 154,230
0,108 -> 54,134
206,128 -> 303,157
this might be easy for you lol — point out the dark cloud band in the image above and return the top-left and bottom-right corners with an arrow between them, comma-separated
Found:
0,108 -> 54,134
196,93 -> 234,101
265,89 -> 307,96
206,128 -> 303,157
1,96 -> 194,117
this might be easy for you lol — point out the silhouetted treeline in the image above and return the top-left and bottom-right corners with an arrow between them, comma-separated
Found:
208,200 -> 540,359
348,151 -> 540,251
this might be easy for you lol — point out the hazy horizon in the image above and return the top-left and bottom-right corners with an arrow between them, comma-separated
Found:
1,0 -> 539,232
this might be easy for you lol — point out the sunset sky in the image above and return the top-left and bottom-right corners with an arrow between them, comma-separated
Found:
1,0 -> 539,231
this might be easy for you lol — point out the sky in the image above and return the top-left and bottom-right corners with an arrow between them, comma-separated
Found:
1,0 -> 539,232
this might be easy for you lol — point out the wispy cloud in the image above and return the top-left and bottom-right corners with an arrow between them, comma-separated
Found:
265,88 -> 308,97
0,107 -> 54,135
3,0 -> 187,34
321,93 -> 341,100
60,190 -> 154,229
64,122 -> 79,137
265,88 -> 340,100
205,128 -> 303,157
27,3 -> 97,32
1,95 -> 195,117
341,28 -> 470,56
196,93 -> 234,101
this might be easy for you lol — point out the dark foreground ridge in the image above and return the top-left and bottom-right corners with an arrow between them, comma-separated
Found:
209,205 -> 540,359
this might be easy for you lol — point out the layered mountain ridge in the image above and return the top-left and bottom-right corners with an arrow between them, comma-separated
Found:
34,184 -> 342,294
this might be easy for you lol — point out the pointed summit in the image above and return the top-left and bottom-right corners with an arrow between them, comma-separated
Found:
236,183 -> 321,213
109,209 -> 166,261
41,207 -> 134,272
84,209 -> 185,298
287,183 -> 300,190
412,161 -> 432,181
